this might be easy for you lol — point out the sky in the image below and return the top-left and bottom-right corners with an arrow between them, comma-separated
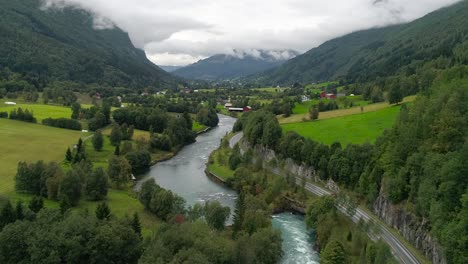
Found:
42,0 -> 461,66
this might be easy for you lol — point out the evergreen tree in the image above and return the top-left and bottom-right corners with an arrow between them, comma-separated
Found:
96,202 -> 111,220
0,201 -> 16,229
128,125 -> 135,140
28,196 -> 44,213
110,124 -> 122,146
15,201 -> 24,220
85,168 -> 108,201
114,145 -> 120,156
71,102 -> 81,119
131,212 -> 142,238
232,191 -> 245,236
92,130 -> 104,151
58,171 -> 82,207
77,138 -> 83,153
65,147 -> 73,162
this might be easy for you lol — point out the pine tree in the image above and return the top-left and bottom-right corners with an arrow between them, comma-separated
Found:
77,138 -> 83,153
28,196 -> 44,213
96,202 -> 111,220
0,201 -> 16,229
15,201 -> 24,220
131,212 -> 142,238
232,191 -> 245,236
110,124 -> 122,146
114,145 -> 120,156
92,130 -> 104,151
65,147 -> 73,162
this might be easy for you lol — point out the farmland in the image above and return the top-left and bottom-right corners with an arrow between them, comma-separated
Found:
0,118 -> 87,197
281,105 -> 403,145
0,100 -> 73,122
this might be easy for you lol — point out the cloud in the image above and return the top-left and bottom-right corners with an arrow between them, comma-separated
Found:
41,0 -> 461,66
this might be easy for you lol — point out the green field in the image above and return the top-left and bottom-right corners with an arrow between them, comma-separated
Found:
0,101 -> 73,122
0,118 -> 87,197
282,106 -> 402,145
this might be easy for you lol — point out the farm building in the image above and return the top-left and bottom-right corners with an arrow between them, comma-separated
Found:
4,102 -> 16,105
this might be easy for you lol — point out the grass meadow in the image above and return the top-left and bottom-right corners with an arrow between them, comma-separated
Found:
0,100 -> 73,122
281,105 -> 403,145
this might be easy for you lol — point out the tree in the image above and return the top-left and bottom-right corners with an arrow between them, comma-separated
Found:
107,156 -> 132,188
0,201 -> 15,229
232,191 -> 245,236
58,171 -> 82,207
110,124 -> 122,146
71,102 -> 81,119
131,212 -> 142,238
309,107 -> 319,120
65,147 -> 73,162
85,168 -> 108,201
387,85 -> 403,104
204,201 -> 230,230
28,196 -> 43,213
92,130 -> 104,151
125,150 -> 151,174
95,202 -> 111,220
114,145 -> 120,156
321,240 -> 347,264
15,201 -> 24,221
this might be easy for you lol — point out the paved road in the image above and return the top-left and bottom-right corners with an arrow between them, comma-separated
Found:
229,132 -> 243,148
298,177 -> 421,264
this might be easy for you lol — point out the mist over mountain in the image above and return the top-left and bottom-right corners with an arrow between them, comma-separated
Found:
249,0 -> 468,86
0,0 -> 176,89
173,49 -> 300,80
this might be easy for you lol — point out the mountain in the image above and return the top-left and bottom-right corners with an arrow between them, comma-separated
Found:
173,49 -> 300,80
159,65 -> 182,72
0,0 -> 176,89
250,0 -> 468,85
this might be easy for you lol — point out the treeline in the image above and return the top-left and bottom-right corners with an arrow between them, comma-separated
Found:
0,201 -> 142,263
0,108 -> 37,123
42,118 -> 82,131
238,67 -> 468,263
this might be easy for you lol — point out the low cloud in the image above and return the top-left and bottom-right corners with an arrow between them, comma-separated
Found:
41,0 -> 461,66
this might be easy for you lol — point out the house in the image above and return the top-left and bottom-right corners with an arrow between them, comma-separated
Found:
228,107 -> 244,112
95,93 -> 101,100
4,102 -> 16,105
224,103 -> 233,108
320,92 -> 337,99
243,106 -> 252,112
301,95 -> 310,102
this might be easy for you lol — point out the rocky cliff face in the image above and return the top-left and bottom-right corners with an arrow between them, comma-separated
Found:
242,139 -> 447,263
373,189 -> 446,264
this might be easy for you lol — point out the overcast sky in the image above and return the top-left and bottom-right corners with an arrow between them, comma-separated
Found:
42,0 -> 460,66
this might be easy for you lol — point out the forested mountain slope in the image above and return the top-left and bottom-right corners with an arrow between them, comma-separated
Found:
250,0 -> 468,85
0,0 -> 176,89
174,50 -> 299,80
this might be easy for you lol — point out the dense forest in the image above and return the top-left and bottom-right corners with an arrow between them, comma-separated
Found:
0,0 -> 177,90
249,0 -> 468,86
237,66 -> 468,263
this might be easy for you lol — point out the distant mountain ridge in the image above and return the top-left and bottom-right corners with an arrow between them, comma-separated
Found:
0,0 -> 176,89
159,66 -> 182,72
173,49 -> 300,80
249,0 -> 468,85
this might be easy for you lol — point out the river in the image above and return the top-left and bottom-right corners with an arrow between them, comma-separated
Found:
137,114 -> 319,263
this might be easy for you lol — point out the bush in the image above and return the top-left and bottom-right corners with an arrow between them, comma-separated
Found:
0,112 -> 8,118
42,118 -> 82,130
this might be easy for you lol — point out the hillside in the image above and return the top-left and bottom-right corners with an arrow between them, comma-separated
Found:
250,0 -> 468,85
173,49 -> 299,80
0,0 -> 176,89
159,65 -> 182,72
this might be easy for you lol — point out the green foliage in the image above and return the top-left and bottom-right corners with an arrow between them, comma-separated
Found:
196,107 -> 219,127
58,170 -> 82,207
28,196 -> 44,213
0,201 -> 15,230
92,130 -> 104,151
321,240 -> 347,264
85,167 -> 108,201
8,107 -> 36,123
204,201 -> 230,230
243,110 -> 282,149
138,179 -> 186,221
95,202 -> 111,220
65,147 -> 73,161
42,117 -> 82,130
305,196 -> 336,229
0,209 -> 141,263
107,156 -> 132,188
110,124 -> 123,147
125,150 -> 151,175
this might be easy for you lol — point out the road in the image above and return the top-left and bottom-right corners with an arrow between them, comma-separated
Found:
299,178 -> 420,264
228,132 -> 421,264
